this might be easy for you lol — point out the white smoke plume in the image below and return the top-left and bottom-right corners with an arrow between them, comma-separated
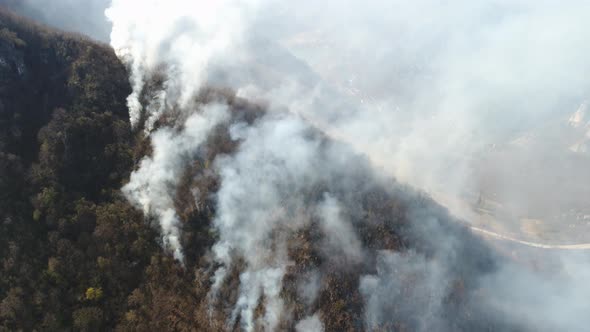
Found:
122,103 -> 229,261
106,0 -> 262,128
360,251 -> 447,331
295,313 -> 324,332
211,113 -> 369,330
480,252 -> 590,332
317,194 -> 363,262
297,269 -> 321,306
104,0 -> 590,330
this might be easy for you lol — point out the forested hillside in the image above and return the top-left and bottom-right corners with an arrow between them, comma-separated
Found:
0,8 -> 522,332
0,8 -> 160,330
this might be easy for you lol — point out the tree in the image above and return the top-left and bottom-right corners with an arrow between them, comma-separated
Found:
72,307 -> 104,332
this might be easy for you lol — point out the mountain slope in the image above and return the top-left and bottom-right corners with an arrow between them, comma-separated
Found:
0,8 -> 154,331
0,7 -> 567,332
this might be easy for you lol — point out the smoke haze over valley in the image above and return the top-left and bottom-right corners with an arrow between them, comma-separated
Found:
1,1 -> 590,331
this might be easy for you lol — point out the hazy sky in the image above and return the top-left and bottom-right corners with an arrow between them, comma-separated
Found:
0,0 -> 112,42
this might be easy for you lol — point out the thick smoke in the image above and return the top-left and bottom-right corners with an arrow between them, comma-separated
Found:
104,0 -> 590,331
317,194 -> 363,262
268,1 -> 590,212
211,113 -> 370,330
123,103 -> 230,261
480,253 -> 590,331
295,313 -> 324,332
360,251 -> 448,330
296,269 -> 321,306
105,0 -> 260,128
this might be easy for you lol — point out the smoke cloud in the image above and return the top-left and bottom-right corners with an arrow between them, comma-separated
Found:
123,103 -> 230,261
103,0 -> 590,330
360,251 -> 448,331
295,313 -> 324,332
210,113 -> 376,330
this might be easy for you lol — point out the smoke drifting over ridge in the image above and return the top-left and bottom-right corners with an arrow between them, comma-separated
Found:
103,0 -> 590,331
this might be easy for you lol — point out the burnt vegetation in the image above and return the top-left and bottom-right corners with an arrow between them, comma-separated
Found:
0,8 -> 506,332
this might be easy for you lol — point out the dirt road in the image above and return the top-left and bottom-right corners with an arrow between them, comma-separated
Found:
469,225 -> 590,249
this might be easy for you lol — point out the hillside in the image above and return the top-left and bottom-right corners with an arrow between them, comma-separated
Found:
0,8 -> 148,330
0,7 -> 571,332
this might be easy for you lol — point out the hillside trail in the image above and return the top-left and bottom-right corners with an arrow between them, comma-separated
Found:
467,225 -> 590,249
